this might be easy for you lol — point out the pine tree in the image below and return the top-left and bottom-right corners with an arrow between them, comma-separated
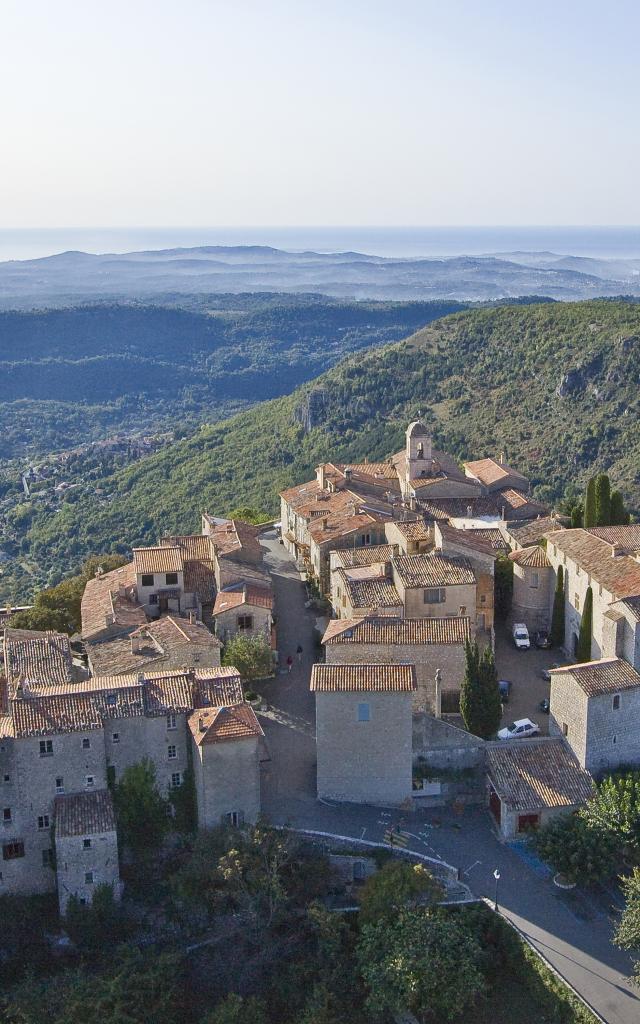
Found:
611,490 -> 630,526
550,565 -> 565,648
584,477 -> 597,528
595,474 -> 611,527
576,586 -> 593,663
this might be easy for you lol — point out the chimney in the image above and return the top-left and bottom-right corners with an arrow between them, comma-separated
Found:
499,453 -> 505,464
137,672 -> 145,685
466,505 -> 473,518
611,543 -> 623,557
104,612 -> 116,627
344,467 -> 352,483
188,611 -> 195,624
130,632 -> 143,654
199,715 -> 207,733
316,464 -> 326,490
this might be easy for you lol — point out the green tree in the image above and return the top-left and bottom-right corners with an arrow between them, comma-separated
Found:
576,586 -> 593,662
531,814 -> 615,884
583,476 -> 597,528
9,553 -> 127,633
113,759 -> 170,857
64,884 -> 128,954
550,565 -> 565,648
460,640 -> 501,739
494,555 -> 513,619
582,771 -> 640,862
615,868 -> 640,983
595,473 -> 611,526
168,765 -> 198,834
203,993 -> 269,1024
570,503 -> 583,528
222,633 -> 273,685
611,490 -> 630,526
357,909 -> 486,1023
224,507 -> 269,526
358,860 -> 444,926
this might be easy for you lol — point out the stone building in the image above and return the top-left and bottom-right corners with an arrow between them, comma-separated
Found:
54,790 -> 121,914
189,704 -> 263,828
133,546 -> 187,616
508,545 -> 553,633
463,456 -> 530,495
486,738 -> 594,840
211,582 -> 274,645
86,615 -> 222,678
434,522 -> 496,633
322,615 -> 470,714
331,566 -> 403,619
391,553 -> 477,621
549,658 -> 640,775
311,663 -> 416,805
384,519 -> 432,554
0,628 -> 260,901
545,527 -> 640,664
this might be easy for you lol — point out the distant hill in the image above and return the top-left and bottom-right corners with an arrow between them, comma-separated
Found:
1,244 -> 639,307
22,300 -> 640,592
0,297 -> 463,456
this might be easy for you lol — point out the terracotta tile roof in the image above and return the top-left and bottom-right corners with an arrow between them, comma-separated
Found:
7,667 -> 243,736
133,546 -> 184,575
335,569 -> 402,610
464,458 -> 528,488
4,628 -> 73,690
419,497 -> 503,521
394,553 -> 475,588
436,522 -> 500,558
87,616 -> 220,677
160,535 -> 214,560
0,715 -> 14,738
183,558 -> 218,603
188,703 -> 264,745
55,790 -> 117,837
505,516 -> 566,547
487,739 -> 593,811
208,520 -> 263,562
551,658 -> 640,697
463,528 -> 510,552
547,529 -> 640,599
509,545 -> 551,568
80,562 -> 146,641
343,462 -> 399,480
393,520 -> 431,541
332,544 -> 398,568
311,663 -> 417,693
308,511 -> 381,545
323,615 -> 472,645
588,526 -> 640,551
212,583 -> 274,615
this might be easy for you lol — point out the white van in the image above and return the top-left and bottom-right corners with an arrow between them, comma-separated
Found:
512,622 -> 530,650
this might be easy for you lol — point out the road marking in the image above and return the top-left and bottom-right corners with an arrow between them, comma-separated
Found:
383,829 -> 409,848
360,828 -> 367,840
463,860 -> 481,876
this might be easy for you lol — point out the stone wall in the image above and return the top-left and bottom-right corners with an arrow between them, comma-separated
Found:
213,606 -> 272,644
412,714 -> 485,771
548,674 -> 589,767
55,827 -> 120,915
394,575 -> 477,621
584,689 -> 640,775
193,735 -> 261,828
315,691 -> 413,805
511,563 -> 553,633
325,640 -> 465,714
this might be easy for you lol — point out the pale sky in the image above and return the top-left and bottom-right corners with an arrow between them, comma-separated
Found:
1,0 -> 639,228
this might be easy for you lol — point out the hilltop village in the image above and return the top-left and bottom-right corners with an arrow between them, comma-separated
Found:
2,420 -> 640,915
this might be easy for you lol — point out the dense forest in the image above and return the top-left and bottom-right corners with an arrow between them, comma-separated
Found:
7,299 -> 636,601
0,297 -> 465,456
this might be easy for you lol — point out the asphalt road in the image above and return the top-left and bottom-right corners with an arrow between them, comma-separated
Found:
256,530 -> 639,1024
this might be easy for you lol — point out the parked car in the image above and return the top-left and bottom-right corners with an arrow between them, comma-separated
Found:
498,718 -> 540,740
535,629 -> 551,649
498,679 -> 512,702
512,622 -> 531,650
539,698 -> 550,714
541,663 -> 561,682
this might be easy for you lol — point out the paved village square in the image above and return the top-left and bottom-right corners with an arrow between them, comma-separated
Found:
2,420 -> 640,1021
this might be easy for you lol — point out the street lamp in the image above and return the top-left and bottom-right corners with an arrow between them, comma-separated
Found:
493,868 -> 501,911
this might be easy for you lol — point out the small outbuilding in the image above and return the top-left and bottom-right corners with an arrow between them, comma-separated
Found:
54,789 -> 121,915
486,738 -> 594,840
508,544 -> 553,633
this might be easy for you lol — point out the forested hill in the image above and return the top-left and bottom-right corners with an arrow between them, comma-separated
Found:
19,301 -> 640,588
0,297 -> 464,456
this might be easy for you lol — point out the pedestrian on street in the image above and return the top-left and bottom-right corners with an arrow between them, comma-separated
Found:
296,644 -> 303,663
286,654 -> 293,673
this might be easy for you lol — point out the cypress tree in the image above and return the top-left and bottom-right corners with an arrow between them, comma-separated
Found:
576,586 -> 593,663
610,490 -> 630,526
584,477 -> 597,528
460,640 -> 481,736
550,565 -> 565,648
571,504 -> 583,529
595,474 -> 611,527
477,646 -> 503,739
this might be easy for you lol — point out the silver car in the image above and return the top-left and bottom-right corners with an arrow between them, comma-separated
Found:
497,718 -> 540,740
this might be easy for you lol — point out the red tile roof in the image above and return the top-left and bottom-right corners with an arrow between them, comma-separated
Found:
55,790 -> 117,837
188,703 -> 263,744
310,663 -> 417,693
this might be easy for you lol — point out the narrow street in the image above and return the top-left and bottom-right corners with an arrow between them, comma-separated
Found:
256,529 -> 639,1024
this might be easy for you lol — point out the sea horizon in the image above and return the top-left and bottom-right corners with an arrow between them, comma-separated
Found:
2,225 -> 640,263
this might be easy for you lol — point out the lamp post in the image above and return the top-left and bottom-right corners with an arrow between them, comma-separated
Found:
493,868 -> 501,911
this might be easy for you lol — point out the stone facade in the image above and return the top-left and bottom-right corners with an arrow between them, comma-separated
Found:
511,560 -> 553,633
392,570 -> 477,622
192,734 -> 261,828
314,689 -> 414,805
